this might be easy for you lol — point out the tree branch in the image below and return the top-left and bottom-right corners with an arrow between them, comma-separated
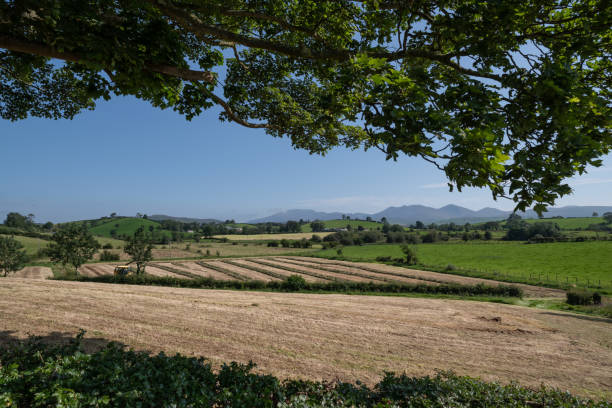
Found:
0,35 -> 216,84
151,1 -> 502,82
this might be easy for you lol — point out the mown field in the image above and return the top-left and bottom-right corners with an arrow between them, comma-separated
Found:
0,279 -> 609,399
315,241 -> 612,293
74,256 -> 560,298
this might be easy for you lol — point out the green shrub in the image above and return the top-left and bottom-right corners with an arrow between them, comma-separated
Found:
282,275 -> 307,291
99,250 -> 120,262
102,243 -> 114,249
566,290 -> 601,305
0,333 -> 606,407
55,274 -> 524,297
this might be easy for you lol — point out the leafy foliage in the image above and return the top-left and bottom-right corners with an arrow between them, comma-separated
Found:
46,224 -> 99,274
0,1 -> 610,210
0,332 -> 607,407
124,227 -> 153,274
0,235 -> 28,276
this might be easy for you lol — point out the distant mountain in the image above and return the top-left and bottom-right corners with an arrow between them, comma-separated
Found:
148,214 -> 221,224
249,209 -> 346,224
247,205 -> 612,225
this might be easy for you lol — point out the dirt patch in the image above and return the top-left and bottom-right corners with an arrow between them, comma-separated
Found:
0,279 -> 609,399
11,266 -> 53,279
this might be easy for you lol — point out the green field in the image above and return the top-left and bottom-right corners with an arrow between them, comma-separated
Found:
89,218 -> 166,238
301,219 -> 384,232
0,234 -> 49,256
315,241 -> 612,293
521,217 -> 607,230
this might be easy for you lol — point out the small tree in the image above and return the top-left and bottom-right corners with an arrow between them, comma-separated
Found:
603,212 -> 612,224
124,227 -> 153,274
310,221 -> 325,232
47,224 -> 100,276
400,245 -> 418,265
0,236 -> 28,277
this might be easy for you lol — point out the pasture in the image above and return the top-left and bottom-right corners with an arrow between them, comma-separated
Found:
0,234 -> 48,255
315,241 -> 612,293
0,278 -> 609,399
522,217 -> 607,230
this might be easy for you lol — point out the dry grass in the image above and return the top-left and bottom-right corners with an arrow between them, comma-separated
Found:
0,279 -> 609,399
9,266 -> 52,279
281,257 -> 566,298
74,256 -> 565,299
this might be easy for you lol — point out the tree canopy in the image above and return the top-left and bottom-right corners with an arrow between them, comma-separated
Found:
1,1 -> 610,212
124,227 -> 153,274
46,224 -> 100,274
0,235 -> 28,277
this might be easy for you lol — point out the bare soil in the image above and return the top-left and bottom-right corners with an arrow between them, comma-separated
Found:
0,279 -> 609,399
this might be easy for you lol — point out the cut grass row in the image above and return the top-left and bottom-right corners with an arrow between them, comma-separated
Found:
58,273 -> 523,297
314,241 -> 612,294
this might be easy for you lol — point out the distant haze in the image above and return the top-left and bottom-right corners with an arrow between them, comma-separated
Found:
247,205 -> 612,225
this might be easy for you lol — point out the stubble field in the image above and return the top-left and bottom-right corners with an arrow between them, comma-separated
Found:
0,278 -> 609,399
75,256 -> 564,298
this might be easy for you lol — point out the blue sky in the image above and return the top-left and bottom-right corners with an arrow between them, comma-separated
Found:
1,95 -> 611,223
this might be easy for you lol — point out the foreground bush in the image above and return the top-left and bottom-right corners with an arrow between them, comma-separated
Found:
56,274 -> 524,297
0,333 -> 606,407
566,290 -> 602,305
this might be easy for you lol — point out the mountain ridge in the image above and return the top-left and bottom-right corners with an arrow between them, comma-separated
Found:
248,205 -> 612,224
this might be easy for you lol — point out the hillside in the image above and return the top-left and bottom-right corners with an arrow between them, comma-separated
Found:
89,217 -> 163,238
301,219 -> 383,232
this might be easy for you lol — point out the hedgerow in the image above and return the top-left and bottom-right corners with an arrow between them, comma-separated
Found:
0,332 -> 606,407
55,274 -> 523,297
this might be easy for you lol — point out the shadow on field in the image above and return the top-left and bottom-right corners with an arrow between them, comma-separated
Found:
540,311 -> 612,323
0,330 -> 126,352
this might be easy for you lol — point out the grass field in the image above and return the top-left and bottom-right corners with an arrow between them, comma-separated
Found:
301,219 -> 384,232
213,232 -> 333,241
89,217 -> 167,238
0,279 -> 609,399
0,234 -> 48,255
522,217 -> 608,230
315,241 -> 612,293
